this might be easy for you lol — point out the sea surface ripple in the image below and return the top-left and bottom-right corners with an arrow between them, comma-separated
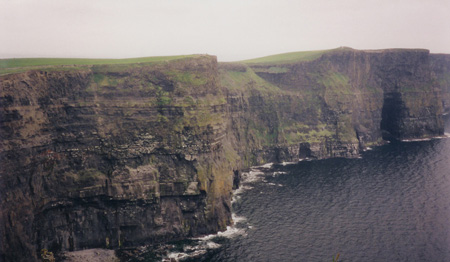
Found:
203,138 -> 450,262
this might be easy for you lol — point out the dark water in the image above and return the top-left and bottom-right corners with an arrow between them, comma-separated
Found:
174,137 -> 450,262
151,120 -> 450,262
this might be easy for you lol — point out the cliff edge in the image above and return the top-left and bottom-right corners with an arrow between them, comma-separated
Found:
0,48 -> 448,261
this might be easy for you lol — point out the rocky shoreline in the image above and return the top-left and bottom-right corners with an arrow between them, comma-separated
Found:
1,48 -> 449,261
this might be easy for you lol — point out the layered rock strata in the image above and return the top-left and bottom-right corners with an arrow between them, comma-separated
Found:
0,48 -> 448,261
1,56 -> 234,261
431,54 -> 450,115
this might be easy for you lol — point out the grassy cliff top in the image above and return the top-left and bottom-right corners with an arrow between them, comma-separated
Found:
239,48 -> 338,64
0,55 -> 205,75
0,55 -> 202,69
1,47 -> 433,75
238,47 -> 432,65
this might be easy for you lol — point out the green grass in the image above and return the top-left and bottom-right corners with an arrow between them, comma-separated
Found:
0,66 -> 90,76
252,66 -> 290,74
0,55 -> 201,76
0,55 -> 199,69
281,121 -> 335,144
239,49 -> 334,64
219,64 -> 280,93
167,70 -> 208,86
319,72 -> 350,90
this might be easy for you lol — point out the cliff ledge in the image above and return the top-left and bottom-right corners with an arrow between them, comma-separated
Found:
0,48 -> 448,261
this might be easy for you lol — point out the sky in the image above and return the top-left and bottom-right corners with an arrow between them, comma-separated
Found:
1,0 -> 449,61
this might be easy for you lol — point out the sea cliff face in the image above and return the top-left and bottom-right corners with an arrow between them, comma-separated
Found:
222,48 -> 444,162
0,56 -> 234,261
431,54 -> 450,115
0,49 -> 447,261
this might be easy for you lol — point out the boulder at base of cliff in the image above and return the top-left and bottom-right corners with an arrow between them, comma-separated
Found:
60,248 -> 119,262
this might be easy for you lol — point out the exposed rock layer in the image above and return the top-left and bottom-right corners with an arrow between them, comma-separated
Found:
0,49 -> 448,261
431,53 -> 450,115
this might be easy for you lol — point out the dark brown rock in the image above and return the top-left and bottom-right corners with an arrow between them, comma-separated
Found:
0,49 -> 448,261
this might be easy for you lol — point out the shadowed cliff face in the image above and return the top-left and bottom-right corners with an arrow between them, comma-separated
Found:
375,50 -> 444,140
431,54 -> 450,115
243,49 -> 444,148
0,56 -> 234,261
0,49 -> 448,261
381,92 -> 405,140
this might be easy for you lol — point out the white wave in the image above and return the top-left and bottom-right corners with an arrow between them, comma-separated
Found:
249,170 -> 264,175
193,212 -> 248,242
196,225 -> 247,242
232,213 -> 247,223
166,252 -> 188,260
272,171 -> 287,176
217,225 -> 247,238
163,165 -> 268,261
241,170 -> 265,183
231,195 -> 241,204
401,134 -> 450,142
167,219 -> 249,261
402,138 -> 433,142
206,241 -> 221,249
281,161 -> 297,166
166,249 -> 207,261
258,162 -> 274,169
363,147 -> 373,151
233,185 -> 253,195
232,184 -> 254,204
266,182 -> 284,187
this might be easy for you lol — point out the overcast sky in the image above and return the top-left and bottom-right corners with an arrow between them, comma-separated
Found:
1,0 -> 449,61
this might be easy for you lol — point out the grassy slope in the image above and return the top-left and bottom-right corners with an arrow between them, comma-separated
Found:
0,48 -> 341,75
0,55 -> 199,75
240,47 -> 430,65
239,48 -> 335,64
0,55 -> 199,68
219,64 -> 280,93
227,47 -> 365,146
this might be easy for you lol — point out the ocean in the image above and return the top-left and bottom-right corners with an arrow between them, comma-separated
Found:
147,121 -> 450,262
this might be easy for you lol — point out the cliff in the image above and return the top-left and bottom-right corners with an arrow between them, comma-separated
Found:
222,48 -> 444,162
431,53 -> 450,115
0,56 -> 235,261
0,48 -> 447,261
